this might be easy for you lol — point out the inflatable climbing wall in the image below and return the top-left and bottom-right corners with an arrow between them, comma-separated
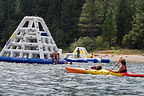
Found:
0,16 -> 62,60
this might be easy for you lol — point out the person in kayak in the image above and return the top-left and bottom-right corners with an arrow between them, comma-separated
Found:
91,64 -> 102,70
110,59 -> 127,73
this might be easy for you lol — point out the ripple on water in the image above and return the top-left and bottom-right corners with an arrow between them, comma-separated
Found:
0,62 -> 144,95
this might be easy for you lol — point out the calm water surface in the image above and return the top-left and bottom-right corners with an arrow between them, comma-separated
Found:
0,62 -> 144,96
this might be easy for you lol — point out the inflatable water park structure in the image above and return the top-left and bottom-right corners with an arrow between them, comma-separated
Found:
0,16 -> 110,64
0,16 -> 64,64
64,47 -> 110,63
64,47 -> 89,59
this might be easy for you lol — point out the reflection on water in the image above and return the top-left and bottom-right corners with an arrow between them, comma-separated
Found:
0,62 -> 144,95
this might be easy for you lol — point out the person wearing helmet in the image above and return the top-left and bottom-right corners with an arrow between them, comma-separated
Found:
91,64 -> 102,70
110,59 -> 127,73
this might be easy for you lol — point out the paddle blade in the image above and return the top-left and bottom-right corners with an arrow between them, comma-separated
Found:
106,57 -> 123,76
118,57 -> 123,64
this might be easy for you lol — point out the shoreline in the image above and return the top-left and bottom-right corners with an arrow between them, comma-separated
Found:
94,54 -> 144,63
63,53 -> 144,63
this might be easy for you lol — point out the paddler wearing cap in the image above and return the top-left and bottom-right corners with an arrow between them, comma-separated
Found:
109,59 -> 127,73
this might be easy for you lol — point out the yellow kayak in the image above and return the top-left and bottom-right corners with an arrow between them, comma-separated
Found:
66,67 -> 122,76
66,67 -> 144,77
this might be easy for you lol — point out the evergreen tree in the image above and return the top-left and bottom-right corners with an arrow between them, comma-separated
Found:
0,0 -> 5,48
59,0 -> 85,48
36,0 -> 49,18
44,0 -> 63,47
1,0 -> 18,46
31,0 -> 40,16
116,0 -> 135,46
78,0 -> 104,39
122,0 -> 144,49
103,0 -> 120,21
44,0 -> 61,37
20,0 -> 34,16
0,0 -> 143,50
0,0 -> 4,24
102,8 -> 117,47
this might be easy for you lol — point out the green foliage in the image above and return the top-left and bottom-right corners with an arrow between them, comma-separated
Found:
122,12 -> 144,49
0,0 -> 4,24
78,0 -> 104,39
69,37 -> 95,52
103,0 -> 120,19
111,50 -> 120,54
44,0 -> 60,39
122,31 -> 137,48
95,36 -> 103,49
116,0 -> 135,46
0,0 -> 4,33
0,0 -> 143,51
58,0 -> 85,48
135,0 -> 144,12
122,0 -> 144,49
54,29 -> 66,47
103,41 -> 110,49
102,8 -> 117,47
0,0 -> 85,49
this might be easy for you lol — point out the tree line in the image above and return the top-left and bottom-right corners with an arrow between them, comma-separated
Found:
0,0 -> 144,51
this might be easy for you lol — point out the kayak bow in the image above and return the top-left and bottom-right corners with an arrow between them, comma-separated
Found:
66,67 -> 144,77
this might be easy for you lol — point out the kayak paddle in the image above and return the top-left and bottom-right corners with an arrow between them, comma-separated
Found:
106,57 -> 123,75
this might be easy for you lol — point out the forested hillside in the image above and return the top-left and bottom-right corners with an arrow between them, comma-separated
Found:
0,0 -> 144,51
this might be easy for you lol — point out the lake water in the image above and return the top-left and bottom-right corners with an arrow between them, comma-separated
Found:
0,61 -> 144,96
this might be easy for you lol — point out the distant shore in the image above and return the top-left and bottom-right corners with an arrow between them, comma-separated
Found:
93,54 -> 144,63
63,49 -> 144,63
62,53 -> 144,63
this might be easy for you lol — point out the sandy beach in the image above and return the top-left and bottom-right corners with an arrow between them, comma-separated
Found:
94,54 -> 144,63
63,53 -> 144,63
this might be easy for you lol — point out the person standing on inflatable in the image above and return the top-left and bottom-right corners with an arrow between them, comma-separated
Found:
77,48 -> 80,58
54,51 -> 59,64
51,51 -> 59,64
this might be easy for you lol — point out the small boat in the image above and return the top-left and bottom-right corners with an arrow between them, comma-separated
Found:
66,67 -> 144,77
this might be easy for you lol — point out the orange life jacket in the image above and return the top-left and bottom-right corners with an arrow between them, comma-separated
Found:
52,53 -> 56,57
